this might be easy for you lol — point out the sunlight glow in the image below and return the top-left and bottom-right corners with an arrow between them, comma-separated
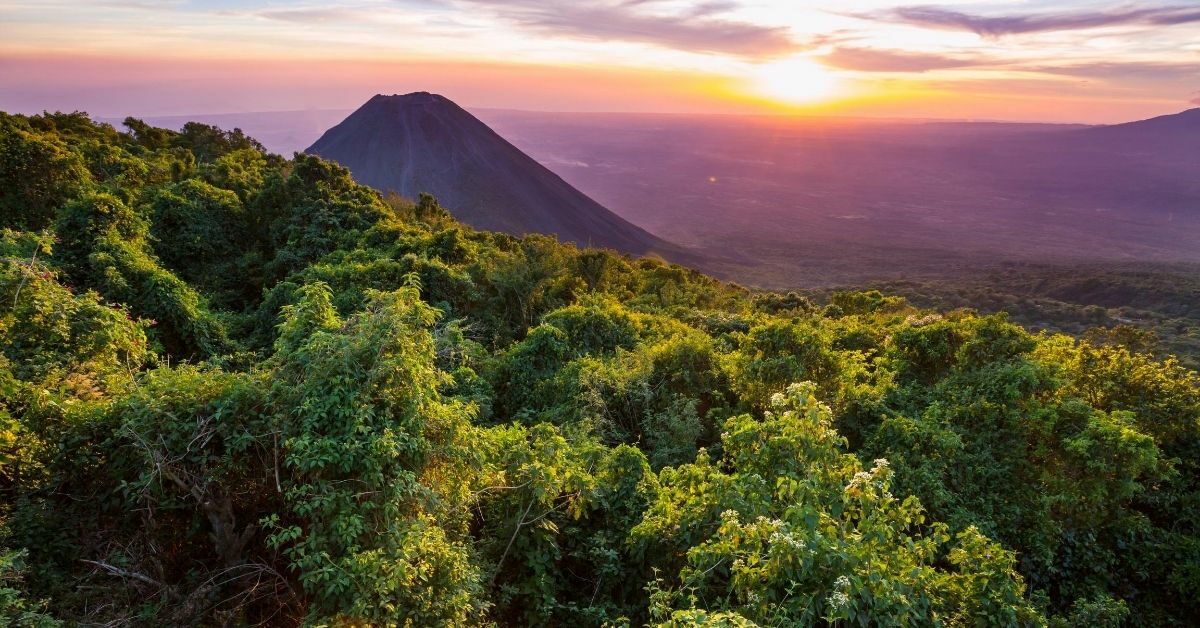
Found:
1,0 -> 1194,122
749,57 -> 839,104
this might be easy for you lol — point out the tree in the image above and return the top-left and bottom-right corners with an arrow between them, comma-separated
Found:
0,116 -> 91,230
635,383 -> 1042,626
266,283 -> 486,624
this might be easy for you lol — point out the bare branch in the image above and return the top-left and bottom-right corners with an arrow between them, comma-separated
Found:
80,559 -> 164,589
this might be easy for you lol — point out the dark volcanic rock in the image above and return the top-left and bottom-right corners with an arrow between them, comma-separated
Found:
306,92 -> 684,258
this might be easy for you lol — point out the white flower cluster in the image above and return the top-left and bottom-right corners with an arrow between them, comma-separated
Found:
905,313 -> 943,327
848,460 -> 893,493
769,530 -> 807,552
826,576 -> 853,611
849,470 -> 873,488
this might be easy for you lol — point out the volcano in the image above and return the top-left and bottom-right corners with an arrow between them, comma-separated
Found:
306,92 -> 682,257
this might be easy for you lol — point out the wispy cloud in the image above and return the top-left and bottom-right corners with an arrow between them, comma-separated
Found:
821,46 -> 983,73
251,7 -> 375,24
96,0 -> 187,8
457,0 -> 799,58
1029,61 -> 1200,84
874,4 -> 1200,37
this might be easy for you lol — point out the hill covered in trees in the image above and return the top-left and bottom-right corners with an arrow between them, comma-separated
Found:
817,262 -> 1200,371
1,111 -> 1198,626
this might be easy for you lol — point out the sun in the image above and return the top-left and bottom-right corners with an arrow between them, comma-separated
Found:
749,56 -> 838,105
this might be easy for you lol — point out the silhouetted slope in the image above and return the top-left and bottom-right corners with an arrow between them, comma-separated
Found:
306,92 -> 684,258
1074,107 -> 1200,161
1087,107 -> 1200,138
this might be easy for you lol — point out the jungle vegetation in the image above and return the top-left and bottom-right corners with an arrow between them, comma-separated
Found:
0,111 -> 1197,626
841,265 -> 1200,371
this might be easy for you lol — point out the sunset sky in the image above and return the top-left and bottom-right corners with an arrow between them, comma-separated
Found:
2,0 -> 1198,123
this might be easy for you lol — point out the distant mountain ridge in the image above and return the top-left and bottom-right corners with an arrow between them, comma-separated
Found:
306,92 -> 685,258
1089,107 -> 1200,135
1072,107 -> 1200,161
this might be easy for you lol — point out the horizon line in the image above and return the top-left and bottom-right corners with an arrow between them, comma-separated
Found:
74,104 -> 1184,128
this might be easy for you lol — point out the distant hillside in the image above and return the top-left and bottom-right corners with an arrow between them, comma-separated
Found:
307,92 -> 684,258
1084,107 -> 1200,139
479,108 -> 1200,287
1073,107 -> 1200,161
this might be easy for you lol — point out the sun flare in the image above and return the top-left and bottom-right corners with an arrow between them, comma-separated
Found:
749,56 -> 838,104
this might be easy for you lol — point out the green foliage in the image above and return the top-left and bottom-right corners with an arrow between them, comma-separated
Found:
1,112 -> 1197,626
866,314 -> 1181,619
267,282 -> 485,624
1036,336 -> 1200,622
727,318 -> 842,407
829,289 -> 905,316
0,114 -> 92,231
475,423 -> 657,624
148,179 -> 257,304
56,192 -> 232,358
0,551 -> 58,627
490,295 -> 644,422
74,365 -> 290,623
573,326 -> 732,468
172,121 -> 265,163
1,229 -> 148,398
637,383 -> 1040,627
258,153 -> 393,279
863,263 -> 1200,370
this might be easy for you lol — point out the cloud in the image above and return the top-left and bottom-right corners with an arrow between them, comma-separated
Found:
96,1 -> 187,8
874,4 -> 1200,37
1029,62 -> 1200,84
243,1 -> 447,23
618,0 -> 737,19
683,1 -> 739,19
1192,96 -> 1200,106
458,0 -> 799,57
821,46 -> 983,73
252,7 -> 372,23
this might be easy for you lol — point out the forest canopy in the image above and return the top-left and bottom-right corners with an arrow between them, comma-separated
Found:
1,111 -> 1197,626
